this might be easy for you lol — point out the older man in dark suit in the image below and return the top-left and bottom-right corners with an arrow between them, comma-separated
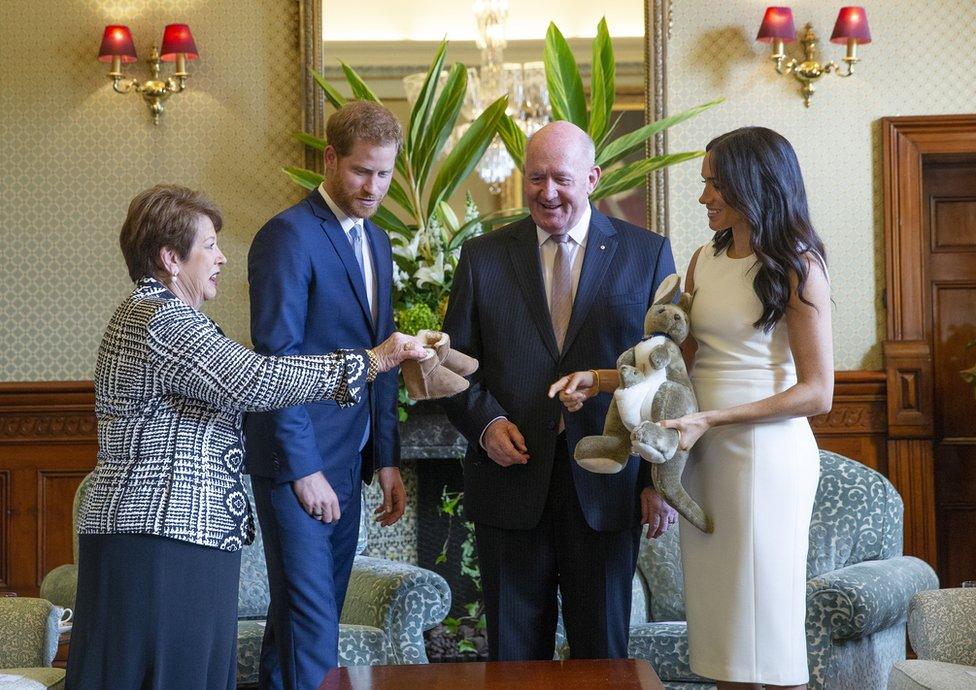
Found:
441,121 -> 678,661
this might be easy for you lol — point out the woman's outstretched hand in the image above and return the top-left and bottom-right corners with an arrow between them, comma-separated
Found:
658,412 -> 711,451
372,332 -> 427,372
548,370 -> 598,413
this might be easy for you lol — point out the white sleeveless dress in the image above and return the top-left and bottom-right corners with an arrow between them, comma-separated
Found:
680,242 -> 819,685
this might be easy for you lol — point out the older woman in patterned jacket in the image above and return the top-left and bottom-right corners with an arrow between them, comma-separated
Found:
65,185 -> 423,690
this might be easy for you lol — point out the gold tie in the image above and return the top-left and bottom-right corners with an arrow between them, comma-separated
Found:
549,233 -> 575,434
550,233 -> 574,352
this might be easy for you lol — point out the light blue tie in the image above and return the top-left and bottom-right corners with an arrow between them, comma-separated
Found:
349,222 -> 366,282
349,221 -> 371,451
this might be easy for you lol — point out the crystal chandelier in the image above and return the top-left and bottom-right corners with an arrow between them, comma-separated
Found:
403,0 -> 551,194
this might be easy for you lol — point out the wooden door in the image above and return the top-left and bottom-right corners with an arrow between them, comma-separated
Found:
923,155 -> 976,587
883,115 -> 976,580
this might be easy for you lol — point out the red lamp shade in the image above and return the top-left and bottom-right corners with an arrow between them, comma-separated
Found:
830,7 -> 872,44
757,7 -> 797,43
98,25 -> 138,63
160,23 -> 199,61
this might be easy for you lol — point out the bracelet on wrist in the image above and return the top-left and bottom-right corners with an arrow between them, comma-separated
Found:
365,349 -> 379,382
588,369 -> 601,393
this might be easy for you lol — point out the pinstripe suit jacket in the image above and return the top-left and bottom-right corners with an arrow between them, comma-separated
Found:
441,208 -> 676,532
78,278 -> 369,551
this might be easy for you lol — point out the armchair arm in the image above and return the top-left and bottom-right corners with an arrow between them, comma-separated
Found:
908,588 -> 976,664
806,556 -> 938,642
0,598 -> 64,668
38,564 -> 77,611
341,555 -> 451,665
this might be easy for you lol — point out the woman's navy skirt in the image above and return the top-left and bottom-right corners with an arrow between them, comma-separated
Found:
66,533 -> 242,690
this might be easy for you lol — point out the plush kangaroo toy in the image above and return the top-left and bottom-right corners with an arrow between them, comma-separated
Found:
574,274 -> 712,533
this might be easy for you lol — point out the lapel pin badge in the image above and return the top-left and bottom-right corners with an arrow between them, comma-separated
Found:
600,245 -> 606,250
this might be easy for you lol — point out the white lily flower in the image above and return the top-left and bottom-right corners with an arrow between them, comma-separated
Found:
392,265 -> 409,290
415,251 -> 446,289
392,231 -> 422,261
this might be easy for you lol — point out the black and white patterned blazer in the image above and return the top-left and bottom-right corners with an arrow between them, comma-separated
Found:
78,277 -> 370,551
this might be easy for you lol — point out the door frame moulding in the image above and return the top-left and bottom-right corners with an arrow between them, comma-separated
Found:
882,114 -> 976,568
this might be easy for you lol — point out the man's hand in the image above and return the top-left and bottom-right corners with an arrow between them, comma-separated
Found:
292,471 -> 340,523
641,487 -> 677,539
375,467 -> 406,527
482,419 -> 530,467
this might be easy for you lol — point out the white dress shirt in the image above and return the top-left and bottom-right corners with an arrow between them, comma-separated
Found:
319,183 -> 377,325
537,205 -> 590,311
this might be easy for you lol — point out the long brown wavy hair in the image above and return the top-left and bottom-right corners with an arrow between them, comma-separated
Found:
706,127 -> 826,332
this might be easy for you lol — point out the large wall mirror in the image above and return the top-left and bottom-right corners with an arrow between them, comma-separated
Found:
297,0 -> 670,234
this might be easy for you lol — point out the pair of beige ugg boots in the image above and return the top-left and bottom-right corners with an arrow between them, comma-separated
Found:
401,330 -> 478,401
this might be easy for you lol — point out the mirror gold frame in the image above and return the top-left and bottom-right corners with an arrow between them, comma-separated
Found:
298,0 -> 671,235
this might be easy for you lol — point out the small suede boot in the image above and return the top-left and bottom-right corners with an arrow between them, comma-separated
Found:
401,331 -> 474,401
416,329 -> 478,376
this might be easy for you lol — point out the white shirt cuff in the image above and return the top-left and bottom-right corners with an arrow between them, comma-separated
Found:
479,416 -> 507,449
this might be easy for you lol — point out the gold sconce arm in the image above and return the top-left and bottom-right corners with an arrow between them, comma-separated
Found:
104,46 -> 191,125
769,23 -> 863,107
759,7 -> 870,108
99,22 -> 198,125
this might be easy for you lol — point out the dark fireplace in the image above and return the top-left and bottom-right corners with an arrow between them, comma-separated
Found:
400,402 -> 479,618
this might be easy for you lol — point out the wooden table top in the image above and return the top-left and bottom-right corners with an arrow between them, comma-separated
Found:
319,658 -> 664,689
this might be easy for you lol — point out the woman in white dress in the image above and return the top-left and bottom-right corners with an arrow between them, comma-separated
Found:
551,127 -> 833,689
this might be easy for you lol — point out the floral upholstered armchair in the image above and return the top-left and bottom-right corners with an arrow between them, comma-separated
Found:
0,597 -> 66,690
41,474 -> 451,687
888,588 -> 976,689
626,450 -> 939,690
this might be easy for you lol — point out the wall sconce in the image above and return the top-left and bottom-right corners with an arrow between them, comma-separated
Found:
757,6 -> 871,107
98,24 -> 199,125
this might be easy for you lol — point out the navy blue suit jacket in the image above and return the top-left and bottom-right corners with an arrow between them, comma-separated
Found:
244,189 -> 399,484
440,207 -> 675,532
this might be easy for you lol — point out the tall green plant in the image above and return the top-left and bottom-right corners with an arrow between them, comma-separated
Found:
284,41 -> 526,324
498,18 -> 723,202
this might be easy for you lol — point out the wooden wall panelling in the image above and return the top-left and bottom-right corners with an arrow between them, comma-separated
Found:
887,439 -> 939,568
811,371 -> 887,474
0,471 -> 8,587
0,372 -> 897,593
38,470 -> 89,586
0,382 -> 96,595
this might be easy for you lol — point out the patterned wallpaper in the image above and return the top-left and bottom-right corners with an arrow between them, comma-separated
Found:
0,0 -> 302,380
4,0 -> 973,378
666,0 -> 976,370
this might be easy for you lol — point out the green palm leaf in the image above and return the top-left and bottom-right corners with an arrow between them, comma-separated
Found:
588,18 -> 615,145
544,23 -> 587,128
594,111 -> 625,154
498,115 -> 526,170
340,62 -> 382,103
293,132 -> 326,150
371,205 -> 412,236
447,207 -> 528,251
386,178 -> 416,217
426,97 -> 508,221
596,98 -> 723,168
415,62 -> 468,196
283,167 -> 324,190
591,152 -> 704,201
312,69 -> 346,109
407,41 -> 449,158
